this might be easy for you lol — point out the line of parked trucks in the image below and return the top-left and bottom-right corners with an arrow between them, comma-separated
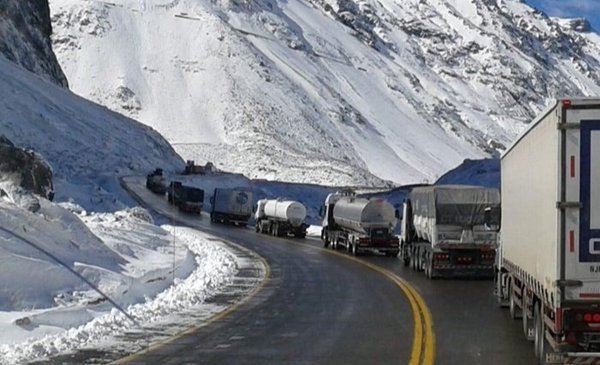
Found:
143,98 -> 600,364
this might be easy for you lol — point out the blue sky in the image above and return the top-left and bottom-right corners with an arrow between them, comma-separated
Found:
525,0 -> 600,32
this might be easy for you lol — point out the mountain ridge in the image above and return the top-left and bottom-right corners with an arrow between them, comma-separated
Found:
49,0 -> 600,186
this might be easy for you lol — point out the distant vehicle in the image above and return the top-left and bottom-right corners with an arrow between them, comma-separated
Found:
182,160 -> 216,175
495,98 -> 600,364
167,181 -> 204,214
400,185 -> 500,279
210,188 -> 253,226
320,190 -> 400,257
146,168 -> 167,194
255,199 -> 308,238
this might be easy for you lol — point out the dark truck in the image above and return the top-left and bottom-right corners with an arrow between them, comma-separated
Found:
167,181 -> 204,214
146,168 -> 167,194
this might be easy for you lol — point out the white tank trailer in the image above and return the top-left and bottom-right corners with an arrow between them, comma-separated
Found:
321,192 -> 400,257
400,185 -> 500,279
255,199 -> 308,238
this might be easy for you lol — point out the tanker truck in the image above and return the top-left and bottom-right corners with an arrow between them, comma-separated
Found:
400,185 -> 500,279
495,98 -> 600,365
255,199 -> 308,238
210,188 -> 253,226
320,191 -> 400,256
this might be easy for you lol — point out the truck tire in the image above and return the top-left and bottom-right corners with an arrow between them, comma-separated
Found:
534,303 -> 555,365
425,253 -> 433,279
255,223 -> 260,233
534,303 -> 543,360
522,290 -> 535,341
322,230 -> 329,248
509,280 -> 522,319
401,243 -> 410,267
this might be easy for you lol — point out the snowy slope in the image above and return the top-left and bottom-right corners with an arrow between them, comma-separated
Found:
0,55 -> 184,211
49,0 -> 600,186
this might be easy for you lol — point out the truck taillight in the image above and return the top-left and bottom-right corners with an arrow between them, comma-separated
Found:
481,253 -> 495,261
577,312 -> 600,323
434,253 -> 449,261
562,99 -> 572,108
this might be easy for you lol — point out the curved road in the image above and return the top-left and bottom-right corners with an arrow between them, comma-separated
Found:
119,177 -> 536,365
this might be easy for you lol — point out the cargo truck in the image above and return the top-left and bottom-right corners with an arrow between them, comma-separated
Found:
210,188 -> 253,226
146,168 -> 167,194
399,185 -> 500,279
320,191 -> 400,256
167,181 -> 204,214
495,98 -> 600,365
255,199 -> 308,238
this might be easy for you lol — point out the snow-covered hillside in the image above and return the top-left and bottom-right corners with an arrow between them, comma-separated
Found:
0,55 -> 184,211
49,0 -> 600,186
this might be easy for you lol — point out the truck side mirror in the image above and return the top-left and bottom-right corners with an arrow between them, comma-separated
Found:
395,209 -> 400,219
318,205 -> 324,217
210,197 -> 214,204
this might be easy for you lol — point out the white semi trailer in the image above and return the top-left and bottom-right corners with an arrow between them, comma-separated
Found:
400,185 -> 500,279
255,199 -> 308,238
495,98 -> 600,365
209,188 -> 253,226
320,191 -> 400,256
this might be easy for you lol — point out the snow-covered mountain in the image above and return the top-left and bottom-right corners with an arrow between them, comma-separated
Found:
0,0 -> 68,87
49,0 -> 600,186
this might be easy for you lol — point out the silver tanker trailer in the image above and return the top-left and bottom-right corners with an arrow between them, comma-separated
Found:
320,191 -> 400,256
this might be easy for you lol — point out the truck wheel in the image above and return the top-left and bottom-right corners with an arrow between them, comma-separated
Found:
401,244 -> 410,266
322,231 -> 329,248
409,248 -> 416,270
534,303 -> 543,360
534,303 -> 554,365
522,291 -> 535,341
509,280 -> 522,319
425,254 -> 432,279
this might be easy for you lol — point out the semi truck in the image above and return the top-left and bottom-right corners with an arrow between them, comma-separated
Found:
255,199 -> 308,238
146,168 -> 167,194
210,188 -> 253,226
166,181 -> 204,214
320,191 -> 400,256
399,185 -> 500,279
495,98 -> 600,365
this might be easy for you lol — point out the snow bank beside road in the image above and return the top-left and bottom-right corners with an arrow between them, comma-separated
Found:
0,200 -> 238,365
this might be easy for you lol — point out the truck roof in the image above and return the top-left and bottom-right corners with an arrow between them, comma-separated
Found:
502,97 -> 600,158
410,185 -> 500,208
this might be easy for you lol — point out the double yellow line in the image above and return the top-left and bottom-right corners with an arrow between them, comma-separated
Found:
317,248 -> 436,365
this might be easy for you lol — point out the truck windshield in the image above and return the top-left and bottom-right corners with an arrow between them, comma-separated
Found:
436,204 -> 500,226
185,189 -> 204,202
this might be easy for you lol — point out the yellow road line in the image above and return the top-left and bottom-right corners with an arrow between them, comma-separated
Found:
309,244 -> 436,365
109,242 -> 270,365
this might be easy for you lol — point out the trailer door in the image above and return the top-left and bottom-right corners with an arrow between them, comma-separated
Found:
563,107 -> 600,301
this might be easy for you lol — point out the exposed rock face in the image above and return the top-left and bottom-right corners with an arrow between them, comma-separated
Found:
0,0 -> 68,87
0,136 -> 55,208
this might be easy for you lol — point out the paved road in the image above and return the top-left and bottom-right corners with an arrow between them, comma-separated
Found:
120,177 -> 536,365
